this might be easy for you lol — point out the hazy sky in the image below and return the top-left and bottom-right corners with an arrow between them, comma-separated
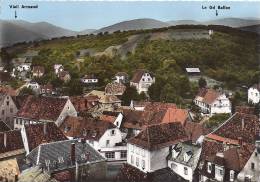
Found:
1,1 -> 260,31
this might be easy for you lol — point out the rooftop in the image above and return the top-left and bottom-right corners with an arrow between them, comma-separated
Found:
24,122 -> 67,152
0,130 -> 24,157
60,116 -> 116,141
86,90 -> 121,104
128,122 -> 189,151
210,112 -> 260,144
16,96 -> 68,121
105,82 -> 126,95
195,88 -> 222,104
0,159 -> 20,181
27,139 -> 105,172
130,69 -> 153,83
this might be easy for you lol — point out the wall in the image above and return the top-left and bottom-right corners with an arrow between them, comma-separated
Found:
210,95 -> 231,115
98,128 -> 122,148
127,143 -> 169,173
168,160 -> 193,182
248,87 -> 260,104
56,99 -> 77,126
0,95 -> 18,129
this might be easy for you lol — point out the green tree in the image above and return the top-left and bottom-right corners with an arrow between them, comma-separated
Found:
19,87 -> 35,96
121,86 -> 140,106
198,77 -> 207,88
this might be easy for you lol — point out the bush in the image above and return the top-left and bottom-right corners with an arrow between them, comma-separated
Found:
204,113 -> 230,129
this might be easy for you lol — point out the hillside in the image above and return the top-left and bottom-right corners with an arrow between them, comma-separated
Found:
0,20 -> 76,47
94,18 -> 170,33
239,24 -> 260,34
204,18 -> 260,28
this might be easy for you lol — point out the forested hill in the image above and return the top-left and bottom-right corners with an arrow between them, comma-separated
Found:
2,25 -> 259,103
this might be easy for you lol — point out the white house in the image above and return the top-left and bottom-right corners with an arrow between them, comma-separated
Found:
127,122 -> 189,173
16,64 -> 31,72
237,136 -> 260,182
130,69 -> 155,94
26,81 -> 40,93
168,142 -> 201,182
14,96 -> 77,129
113,72 -> 129,84
248,84 -> 260,104
60,116 -> 127,162
194,88 -> 231,116
80,74 -> 98,84
54,64 -> 64,75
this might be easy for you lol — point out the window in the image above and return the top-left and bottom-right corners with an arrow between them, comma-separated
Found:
58,157 -> 64,163
171,163 -> 177,170
6,101 -> 9,106
105,152 -> 115,159
106,140 -> 110,146
255,152 -> 258,157
136,157 -> 139,167
219,169 -> 223,175
142,160 -> 145,169
207,162 -> 212,173
10,108 -> 13,113
2,110 -> 4,115
230,170 -> 234,181
251,163 -> 255,170
131,155 -> 134,164
120,151 -> 127,158
184,167 -> 188,175
111,129 -> 115,136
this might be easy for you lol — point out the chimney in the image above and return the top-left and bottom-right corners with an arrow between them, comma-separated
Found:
43,122 -> 47,136
238,137 -> 243,146
4,133 -> 7,147
71,143 -> 76,165
241,118 -> 245,130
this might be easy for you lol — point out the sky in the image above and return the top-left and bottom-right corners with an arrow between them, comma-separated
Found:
1,1 -> 260,31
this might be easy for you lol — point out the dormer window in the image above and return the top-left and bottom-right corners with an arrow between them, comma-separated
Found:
207,162 -> 212,173
172,147 -> 181,158
58,157 -> 64,163
184,151 -> 193,162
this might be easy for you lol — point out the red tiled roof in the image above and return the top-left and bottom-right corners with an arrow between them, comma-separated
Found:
235,106 -> 255,115
130,69 -> 153,83
123,103 -> 187,130
184,121 -> 210,143
70,96 -> 98,113
16,96 -> 67,121
196,88 -> 221,104
25,122 -> 67,151
211,112 -> 259,144
60,116 -> 116,141
105,82 -> 126,95
200,139 -> 255,173
129,122 -> 189,150
206,134 -> 239,145
162,108 -> 188,125
0,130 -> 24,154
100,115 -> 116,124
0,86 -> 17,96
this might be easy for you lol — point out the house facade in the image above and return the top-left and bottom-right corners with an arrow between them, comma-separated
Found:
248,84 -> 260,104
0,93 -> 18,128
60,116 -> 127,162
130,69 -> 155,94
113,72 -> 129,84
14,96 -> 77,129
80,74 -> 98,84
127,123 -> 189,173
168,142 -> 201,182
194,88 -> 231,116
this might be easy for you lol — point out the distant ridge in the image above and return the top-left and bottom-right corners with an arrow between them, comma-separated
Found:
94,18 -> 170,33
